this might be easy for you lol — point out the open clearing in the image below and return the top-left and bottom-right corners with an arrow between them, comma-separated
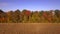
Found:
0,23 -> 60,34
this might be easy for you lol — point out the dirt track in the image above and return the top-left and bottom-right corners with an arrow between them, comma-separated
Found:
0,23 -> 60,34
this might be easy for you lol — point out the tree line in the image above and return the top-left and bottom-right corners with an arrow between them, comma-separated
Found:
0,9 -> 60,23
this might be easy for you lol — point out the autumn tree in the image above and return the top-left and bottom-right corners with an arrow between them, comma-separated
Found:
22,9 -> 31,23
39,11 -> 44,23
14,9 -> 21,23
55,10 -> 60,22
0,9 -> 4,23
0,9 -> 60,23
0,9 -> 7,23
7,11 -> 14,23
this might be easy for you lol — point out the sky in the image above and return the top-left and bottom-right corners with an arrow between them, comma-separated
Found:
0,0 -> 60,11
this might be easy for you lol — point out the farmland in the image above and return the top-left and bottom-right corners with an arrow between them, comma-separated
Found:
0,23 -> 60,34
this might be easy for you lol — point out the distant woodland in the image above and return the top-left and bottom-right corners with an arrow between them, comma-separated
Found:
0,9 -> 60,23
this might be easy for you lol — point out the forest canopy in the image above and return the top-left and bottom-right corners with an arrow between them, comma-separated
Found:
0,9 -> 60,23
